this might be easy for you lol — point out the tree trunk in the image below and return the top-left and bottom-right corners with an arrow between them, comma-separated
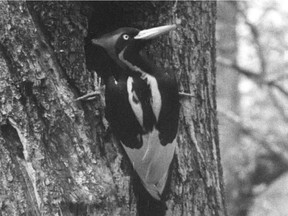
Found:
0,1 -> 226,216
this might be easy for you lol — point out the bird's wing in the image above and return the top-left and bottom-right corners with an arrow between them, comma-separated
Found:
156,71 -> 180,145
105,76 -> 143,148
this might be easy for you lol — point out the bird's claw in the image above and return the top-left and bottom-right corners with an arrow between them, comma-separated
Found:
178,91 -> 194,97
74,91 -> 101,101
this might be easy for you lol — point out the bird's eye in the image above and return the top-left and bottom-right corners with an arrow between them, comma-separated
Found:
123,34 -> 129,40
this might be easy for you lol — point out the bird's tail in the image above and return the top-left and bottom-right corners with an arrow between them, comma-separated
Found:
133,173 -> 167,216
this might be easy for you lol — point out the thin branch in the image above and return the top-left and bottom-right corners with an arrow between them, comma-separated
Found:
217,107 -> 242,125
268,89 -> 288,125
217,57 -> 288,98
217,57 -> 260,80
267,72 -> 288,83
218,107 -> 288,165
266,80 -> 288,97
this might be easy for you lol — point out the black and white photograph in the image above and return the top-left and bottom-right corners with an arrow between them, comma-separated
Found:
0,1 -> 287,216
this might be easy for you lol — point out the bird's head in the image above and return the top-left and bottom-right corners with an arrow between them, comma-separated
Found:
91,25 -> 176,73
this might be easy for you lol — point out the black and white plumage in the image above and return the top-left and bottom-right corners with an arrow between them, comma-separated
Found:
92,25 -> 179,200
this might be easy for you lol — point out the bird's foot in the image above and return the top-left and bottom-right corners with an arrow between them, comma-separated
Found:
75,71 -> 104,101
178,91 -> 194,97
74,91 -> 101,101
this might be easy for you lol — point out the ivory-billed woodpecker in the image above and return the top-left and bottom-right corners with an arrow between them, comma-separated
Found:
91,25 -> 179,201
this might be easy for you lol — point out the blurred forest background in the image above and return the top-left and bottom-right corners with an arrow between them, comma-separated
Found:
217,1 -> 288,216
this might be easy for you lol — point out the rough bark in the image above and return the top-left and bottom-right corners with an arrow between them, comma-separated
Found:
0,1 -> 226,216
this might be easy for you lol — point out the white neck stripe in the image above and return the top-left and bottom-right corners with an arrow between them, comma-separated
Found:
118,47 -> 146,75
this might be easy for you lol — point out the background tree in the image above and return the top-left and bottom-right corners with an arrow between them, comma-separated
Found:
216,2 -> 241,215
217,1 -> 288,215
0,1 -> 226,215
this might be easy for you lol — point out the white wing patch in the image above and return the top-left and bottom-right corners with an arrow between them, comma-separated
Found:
122,128 -> 176,200
141,73 -> 162,121
127,77 -> 144,127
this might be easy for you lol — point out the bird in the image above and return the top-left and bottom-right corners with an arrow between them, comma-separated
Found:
91,25 -> 179,203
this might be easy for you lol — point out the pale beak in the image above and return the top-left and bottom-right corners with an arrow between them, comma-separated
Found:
134,24 -> 177,40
